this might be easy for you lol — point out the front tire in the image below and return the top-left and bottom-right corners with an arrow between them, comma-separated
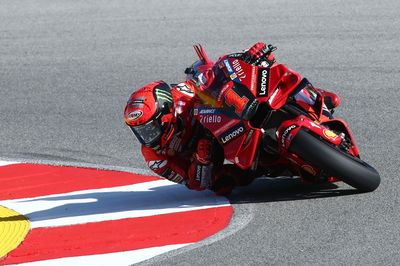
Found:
289,129 -> 380,192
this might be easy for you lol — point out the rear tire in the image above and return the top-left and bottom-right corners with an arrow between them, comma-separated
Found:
289,129 -> 380,192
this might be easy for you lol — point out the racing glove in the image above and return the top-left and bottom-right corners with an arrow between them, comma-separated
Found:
247,42 -> 269,59
243,42 -> 276,66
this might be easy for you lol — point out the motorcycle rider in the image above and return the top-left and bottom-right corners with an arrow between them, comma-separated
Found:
124,42 -> 340,195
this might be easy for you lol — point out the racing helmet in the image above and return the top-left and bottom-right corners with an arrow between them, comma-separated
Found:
124,81 -> 174,149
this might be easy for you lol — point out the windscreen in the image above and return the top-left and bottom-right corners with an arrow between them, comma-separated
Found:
294,83 -> 318,106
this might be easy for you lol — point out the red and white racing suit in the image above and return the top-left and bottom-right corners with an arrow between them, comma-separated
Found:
140,80 -> 227,192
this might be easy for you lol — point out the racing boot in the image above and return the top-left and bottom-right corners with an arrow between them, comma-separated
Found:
212,164 -> 255,196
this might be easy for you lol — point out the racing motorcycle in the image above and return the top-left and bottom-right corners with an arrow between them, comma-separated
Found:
186,44 -> 380,192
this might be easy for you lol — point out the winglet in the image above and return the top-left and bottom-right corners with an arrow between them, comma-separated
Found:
193,44 -> 214,70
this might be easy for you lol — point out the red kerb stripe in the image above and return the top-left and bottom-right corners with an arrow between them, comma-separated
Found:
0,164 -> 160,200
1,206 -> 232,265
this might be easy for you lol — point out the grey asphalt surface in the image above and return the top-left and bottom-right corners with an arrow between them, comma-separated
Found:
1,0 -> 399,265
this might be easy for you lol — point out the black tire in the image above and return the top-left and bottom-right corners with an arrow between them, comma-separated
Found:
289,129 -> 381,192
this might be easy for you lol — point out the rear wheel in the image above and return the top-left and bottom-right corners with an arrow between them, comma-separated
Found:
289,129 -> 380,192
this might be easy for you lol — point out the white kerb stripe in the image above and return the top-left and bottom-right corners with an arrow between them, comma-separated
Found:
12,243 -> 191,266
0,160 -> 21,166
0,180 -> 229,228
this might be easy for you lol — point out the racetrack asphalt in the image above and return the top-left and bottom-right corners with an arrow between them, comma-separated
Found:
1,0 -> 400,265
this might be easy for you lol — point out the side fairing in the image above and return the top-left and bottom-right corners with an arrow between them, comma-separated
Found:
194,107 -> 261,169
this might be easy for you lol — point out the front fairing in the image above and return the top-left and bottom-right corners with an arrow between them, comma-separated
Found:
212,58 -> 304,110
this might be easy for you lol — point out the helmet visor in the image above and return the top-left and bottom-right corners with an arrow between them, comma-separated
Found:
130,119 -> 163,147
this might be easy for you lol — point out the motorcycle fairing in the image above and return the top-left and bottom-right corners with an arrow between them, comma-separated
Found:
320,119 -> 360,156
218,57 -> 257,93
194,107 -> 262,169
267,64 -> 303,110
276,115 -> 360,179
218,57 -> 304,111
277,115 -> 343,154
275,116 -> 357,183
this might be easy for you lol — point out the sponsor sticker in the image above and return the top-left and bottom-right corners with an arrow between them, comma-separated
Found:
195,165 -> 202,182
281,124 -> 298,148
310,121 -> 321,129
229,53 -> 244,58
200,115 -> 222,124
218,122 -> 246,144
223,59 -> 233,73
175,83 -> 194,97
214,119 -> 238,136
224,59 -> 240,83
198,108 -> 220,115
268,88 -> 280,106
323,129 -> 337,139
148,160 -> 167,170
243,129 -> 254,146
232,59 -> 246,81
257,68 -> 270,97
250,66 -> 257,91
127,110 -> 143,121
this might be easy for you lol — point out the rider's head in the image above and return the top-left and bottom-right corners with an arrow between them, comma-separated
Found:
124,81 -> 174,150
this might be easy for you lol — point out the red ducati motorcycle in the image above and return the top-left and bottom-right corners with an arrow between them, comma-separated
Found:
187,44 -> 380,192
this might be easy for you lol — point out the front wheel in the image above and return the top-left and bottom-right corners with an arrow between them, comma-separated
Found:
289,129 -> 381,192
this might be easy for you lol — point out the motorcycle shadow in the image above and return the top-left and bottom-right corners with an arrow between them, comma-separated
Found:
228,177 -> 361,204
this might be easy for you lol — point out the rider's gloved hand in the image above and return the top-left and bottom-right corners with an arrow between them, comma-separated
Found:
243,42 -> 276,66
247,42 -> 269,60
